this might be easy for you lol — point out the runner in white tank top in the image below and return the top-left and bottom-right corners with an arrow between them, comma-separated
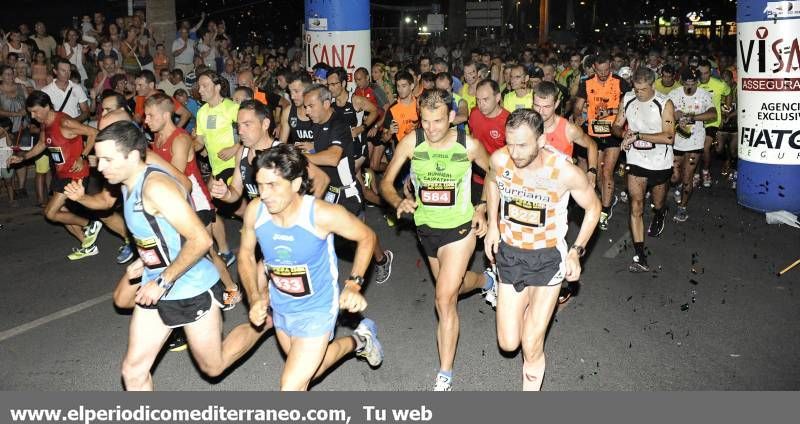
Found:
612,68 -> 676,273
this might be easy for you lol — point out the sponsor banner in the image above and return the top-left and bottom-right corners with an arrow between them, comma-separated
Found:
737,21 -> 800,165
305,30 -> 371,90
737,0 -> 800,213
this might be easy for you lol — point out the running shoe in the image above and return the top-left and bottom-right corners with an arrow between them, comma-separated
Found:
167,330 -> 188,352
374,250 -> 394,284
223,284 -> 242,311
628,255 -> 650,273
598,211 -> 609,231
558,283 -> 573,304
648,212 -> 666,237
116,242 -> 134,264
673,206 -> 689,223
433,373 -> 452,391
354,318 -> 384,367
702,169 -> 712,188
730,170 -> 737,190
482,267 -> 497,309
81,220 -> 103,248
218,251 -> 236,267
67,245 -> 99,261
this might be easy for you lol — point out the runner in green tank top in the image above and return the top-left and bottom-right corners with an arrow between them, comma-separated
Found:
410,128 -> 474,228
380,88 -> 497,391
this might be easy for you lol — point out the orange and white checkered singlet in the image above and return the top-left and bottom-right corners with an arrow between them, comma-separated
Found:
496,147 -> 571,251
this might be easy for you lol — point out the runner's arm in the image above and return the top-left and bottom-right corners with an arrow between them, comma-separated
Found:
174,104 -> 191,128
453,99 -> 469,126
15,128 -> 46,161
61,117 -> 98,157
562,162 -> 601,256
314,200 -> 376,293
142,173 -> 213,285
212,145 -> 244,203
638,100 -> 675,145
278,103 -> 291,143
237,199 -> 265,304
692,105 -> 717,123
305,144 -> 343,167
144,150 -> 192,192
379,131 -> 415,210
611,103 -> 628,138
568,122 -> 598,171
308,163 -> 330,199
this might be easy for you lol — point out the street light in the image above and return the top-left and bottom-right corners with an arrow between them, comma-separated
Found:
405,16 -> 411,24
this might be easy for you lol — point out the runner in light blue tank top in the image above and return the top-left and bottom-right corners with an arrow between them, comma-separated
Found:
238,143 -> 385,390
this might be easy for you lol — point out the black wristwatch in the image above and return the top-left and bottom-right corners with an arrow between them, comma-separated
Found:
81,154 -> 89,160
587,167 -> 597,174
570,245 -> 586,257
348,275 -> 365,286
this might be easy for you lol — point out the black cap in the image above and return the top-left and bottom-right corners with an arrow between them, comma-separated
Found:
681,68 -> 698,82
529,67 -> 544,79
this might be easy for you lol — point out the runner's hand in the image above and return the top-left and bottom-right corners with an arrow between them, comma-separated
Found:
6,155 -> 22,166
217,145 -> 238,161
339,285 -> 367,313
395,198 -> 417,218
249,298 -> 270,327
565,250 -> 582,282
209,177 -> 228,199
367,126 -> 378,138
296,141 -> 314,153
472,205 -> 487,237
126,258 -> 144,280
586,171 -> 597,188
70,158 -> 84,173
63,178 -> 85,201
484,227 -> 500,263
135,280 -> 166,306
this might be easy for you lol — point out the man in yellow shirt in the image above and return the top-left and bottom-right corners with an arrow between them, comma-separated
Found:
196,70 -> 240,265
654,64 -> 682,96
502,64 -> 533,113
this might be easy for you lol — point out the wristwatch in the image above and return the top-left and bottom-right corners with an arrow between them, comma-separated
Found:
570,245 -> 586,257
348,275 -> 365,286
156,275 -> 174,291
587,167 -> 597,174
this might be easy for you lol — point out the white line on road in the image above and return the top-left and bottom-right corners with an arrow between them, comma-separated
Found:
602,231 -> 631,259
0,293 -> 112,343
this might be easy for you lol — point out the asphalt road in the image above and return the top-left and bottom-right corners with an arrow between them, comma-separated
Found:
1,176 -> 798,391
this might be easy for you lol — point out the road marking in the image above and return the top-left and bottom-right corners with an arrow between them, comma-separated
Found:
0,293 -> 112,343
602,231 -> 631,259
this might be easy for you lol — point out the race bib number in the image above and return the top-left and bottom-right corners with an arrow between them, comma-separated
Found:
419,184 -> 456,206
134,237 -> 168,269
591,120 -> 612,135
269,265 -> 312,298
48,147 -> 65,165
503,200 -> 546,228
632,139 -> 655,150
206,114 -> 217,130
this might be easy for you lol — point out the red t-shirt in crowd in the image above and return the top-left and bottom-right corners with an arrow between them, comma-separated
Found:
468,107 -> 509,184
